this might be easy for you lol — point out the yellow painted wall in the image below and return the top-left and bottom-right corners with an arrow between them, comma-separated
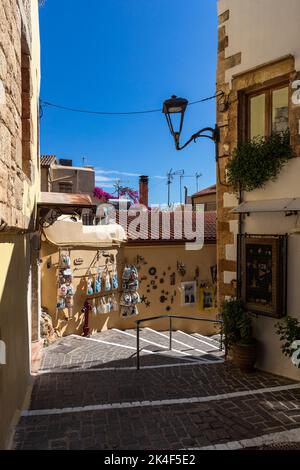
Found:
0,235 -> 32,449
41,241 -> 218,337
120,244 -> 218,334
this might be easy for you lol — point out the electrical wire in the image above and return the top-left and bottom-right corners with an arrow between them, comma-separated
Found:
40,92 -> 223,117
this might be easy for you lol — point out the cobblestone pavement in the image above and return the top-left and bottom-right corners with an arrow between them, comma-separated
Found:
13,329 -> 300,450
39,328 -> 223,372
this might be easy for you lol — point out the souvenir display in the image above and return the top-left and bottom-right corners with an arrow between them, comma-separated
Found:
57,251 -> 74,317
120,265 -> 140,319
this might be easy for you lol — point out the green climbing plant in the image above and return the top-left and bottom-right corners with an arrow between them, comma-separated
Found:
275,316 -> 300,368
226,130 -> 293,192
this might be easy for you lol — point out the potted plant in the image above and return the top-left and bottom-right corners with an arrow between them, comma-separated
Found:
226,130 -> 293,192
221,298 -> 257,372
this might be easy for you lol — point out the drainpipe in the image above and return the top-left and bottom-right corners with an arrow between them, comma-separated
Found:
237,187 -> 243,299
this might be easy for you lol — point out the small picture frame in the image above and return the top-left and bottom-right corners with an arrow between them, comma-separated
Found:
181,281 -> 197,306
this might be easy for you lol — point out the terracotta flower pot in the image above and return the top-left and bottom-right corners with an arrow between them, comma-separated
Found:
232,341 -> 257,372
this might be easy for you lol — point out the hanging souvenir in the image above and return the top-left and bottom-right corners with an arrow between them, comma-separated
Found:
65,296 -> 73,309
94,268 -> 102,294
120,292 -> 131,306
105,270 -> 111,291
112,267 -> 118,290
59,283 -> 68,297
87,276 -> 94,296
57,298 -> 65,309
131,292 -> 141,305
104,298 -> 110,314
92,299 -> 97,316
61,254 -> 71,268
112,295 -> 118,312
66,283 -> 74,297
63,268 -> 72,277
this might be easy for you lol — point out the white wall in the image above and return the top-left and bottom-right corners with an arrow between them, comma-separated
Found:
218,0 -> 300,84
218,0 -> 300,379
244,212 -> 300,379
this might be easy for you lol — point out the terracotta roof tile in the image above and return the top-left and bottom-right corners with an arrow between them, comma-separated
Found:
191,184 -> 216,198
41,155 -> 57,167
116,210 -> 216,244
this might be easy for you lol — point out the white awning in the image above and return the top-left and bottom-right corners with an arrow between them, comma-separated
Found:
43,217 -> 126,247
232,198 -> 300,214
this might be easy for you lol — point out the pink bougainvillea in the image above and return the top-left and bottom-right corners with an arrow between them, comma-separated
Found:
93,187 -> 116,202
118,186 -> 139,203
94,185 -> 139,204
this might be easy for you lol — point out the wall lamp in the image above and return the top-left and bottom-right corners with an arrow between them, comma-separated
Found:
162,95 -> 220,160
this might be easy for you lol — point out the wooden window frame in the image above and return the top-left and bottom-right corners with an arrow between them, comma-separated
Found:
238,78 -> 290,143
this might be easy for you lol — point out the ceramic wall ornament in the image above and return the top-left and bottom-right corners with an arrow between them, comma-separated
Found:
140,295 -> 146,303
153,285 -> 157,290
166,306 -> 171,312
159,278 -> 164,284
171,296 -> 174,304
150,280 -> 156,286
136,255 -> 144,265
145,300 -> 150,307
74,258 -> 83,266
170,273 -> 176,286
147,289 -> 150,293
149,267 -> 156,276
177,261 -> 186,277
160,295 -> 167,303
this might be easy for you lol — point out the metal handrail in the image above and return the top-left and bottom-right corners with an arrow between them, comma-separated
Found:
135,314 -> 223,370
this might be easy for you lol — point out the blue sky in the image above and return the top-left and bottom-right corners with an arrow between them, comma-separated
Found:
39,0 -> 217,204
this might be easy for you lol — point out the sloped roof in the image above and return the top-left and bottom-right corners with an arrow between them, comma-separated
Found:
116,210 -> 216,244
38,192 -> 95,208
40,155 -> 57,167
191,184 -> 216,198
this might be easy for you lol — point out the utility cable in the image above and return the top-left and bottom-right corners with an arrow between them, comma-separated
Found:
40,92 -> 223,117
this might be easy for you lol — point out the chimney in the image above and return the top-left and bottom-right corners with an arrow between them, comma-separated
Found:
139,175 -> 149,207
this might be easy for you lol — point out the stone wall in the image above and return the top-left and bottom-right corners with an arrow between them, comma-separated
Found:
0,0 -> 40,231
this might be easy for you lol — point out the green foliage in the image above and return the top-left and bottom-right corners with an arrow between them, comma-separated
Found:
275,316 -> 300,367
220,298 -> 253,349
226,130 -> 293,192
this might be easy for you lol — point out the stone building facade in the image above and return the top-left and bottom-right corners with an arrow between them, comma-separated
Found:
0,0 -> 41,449
217,0 -> 300,379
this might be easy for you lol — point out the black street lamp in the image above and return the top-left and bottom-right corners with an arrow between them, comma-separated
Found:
162,95 -> 220,160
